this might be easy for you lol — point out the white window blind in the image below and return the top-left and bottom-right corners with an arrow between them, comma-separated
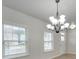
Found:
44,32 -> 53,52
3,24 -> 29,57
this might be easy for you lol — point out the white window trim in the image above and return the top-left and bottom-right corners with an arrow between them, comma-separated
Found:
43,32 -> 54,53
2,22 -> 30,59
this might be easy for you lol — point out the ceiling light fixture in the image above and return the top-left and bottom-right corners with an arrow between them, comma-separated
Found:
46,0 -> 76,33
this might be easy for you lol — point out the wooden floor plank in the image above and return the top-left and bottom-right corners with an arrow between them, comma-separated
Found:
53,54 -> 76,59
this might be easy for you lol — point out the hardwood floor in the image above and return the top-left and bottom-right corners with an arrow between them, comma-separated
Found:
53,54 -> 76,59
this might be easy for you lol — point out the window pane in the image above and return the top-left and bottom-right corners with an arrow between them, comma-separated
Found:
44,32 -> 52,41
3,24 -> 27,56
44,42 -> 52,50
61,36 -> 64,41
4,25 -> 13,40
44,32 -> 53,51
60,32 -> 65,41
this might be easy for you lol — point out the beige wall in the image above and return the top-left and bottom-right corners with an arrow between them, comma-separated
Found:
66,29 -> 76,54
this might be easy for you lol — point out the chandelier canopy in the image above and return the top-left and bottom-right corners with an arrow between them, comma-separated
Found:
46,0 -> 76,33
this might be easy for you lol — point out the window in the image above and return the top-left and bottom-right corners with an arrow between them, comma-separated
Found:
3,24 -> 29,58
44,32 -> 53,52
60,32 -> 65,41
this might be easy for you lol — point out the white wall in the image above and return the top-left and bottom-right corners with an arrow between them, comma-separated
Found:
2,6 -> 66,59
66,29 -> 76,54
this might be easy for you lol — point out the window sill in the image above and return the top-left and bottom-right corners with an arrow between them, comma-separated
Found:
3,53 -> 30,59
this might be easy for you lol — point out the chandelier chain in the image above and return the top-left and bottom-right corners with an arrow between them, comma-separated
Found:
56,3 -> 59,17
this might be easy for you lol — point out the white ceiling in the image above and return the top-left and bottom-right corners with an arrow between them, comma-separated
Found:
2,0 -> 76,23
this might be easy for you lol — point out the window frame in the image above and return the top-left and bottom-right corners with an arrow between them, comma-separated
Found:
2,22 -> 30,59
44,32 -> 54,52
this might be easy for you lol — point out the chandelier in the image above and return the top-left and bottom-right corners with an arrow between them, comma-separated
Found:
46,0 -> 76,33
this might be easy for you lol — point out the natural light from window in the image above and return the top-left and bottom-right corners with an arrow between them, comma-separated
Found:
3,24 -> 28,57
44,32 -> 53,52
